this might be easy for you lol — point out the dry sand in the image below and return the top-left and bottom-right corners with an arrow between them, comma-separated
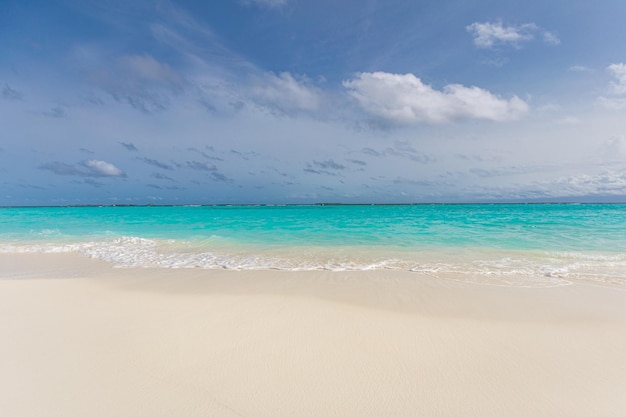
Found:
1,253 -> 626,417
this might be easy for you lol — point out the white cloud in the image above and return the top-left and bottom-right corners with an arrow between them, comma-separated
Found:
466,21 -> 537,48
343,72 -> 528,124
250,72 -> 322,114
467,21 -> 559,49
39,160 -> 126,178
597,63 -> 626,109
607,63 -> 626,95
85,160 -> 125,177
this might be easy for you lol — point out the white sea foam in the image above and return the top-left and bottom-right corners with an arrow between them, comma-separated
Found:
1,236 -> 624,288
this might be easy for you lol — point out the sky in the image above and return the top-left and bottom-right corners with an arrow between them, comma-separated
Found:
2,0 -> 626,205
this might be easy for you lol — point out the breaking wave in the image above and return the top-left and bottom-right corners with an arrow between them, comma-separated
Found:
3,236 -> 625,289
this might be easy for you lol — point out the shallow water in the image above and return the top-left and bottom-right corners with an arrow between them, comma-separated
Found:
1,204 -> 625,287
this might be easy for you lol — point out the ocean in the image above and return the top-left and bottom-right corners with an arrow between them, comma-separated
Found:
1,204 -> 625,288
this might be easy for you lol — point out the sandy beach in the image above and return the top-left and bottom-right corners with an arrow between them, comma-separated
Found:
1,253 -> 626,417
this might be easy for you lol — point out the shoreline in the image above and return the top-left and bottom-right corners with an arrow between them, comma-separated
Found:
2,253 -> 626,416
3,201 -> 626,208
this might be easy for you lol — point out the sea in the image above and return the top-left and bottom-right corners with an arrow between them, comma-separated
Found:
1,204 -> 625,288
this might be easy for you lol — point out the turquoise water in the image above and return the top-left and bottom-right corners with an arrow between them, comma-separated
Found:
1,204 -> 625,287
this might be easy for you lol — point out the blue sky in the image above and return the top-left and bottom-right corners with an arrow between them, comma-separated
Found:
2,0 -> 626,205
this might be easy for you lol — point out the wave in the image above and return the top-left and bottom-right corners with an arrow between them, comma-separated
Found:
2,236 -> 625,289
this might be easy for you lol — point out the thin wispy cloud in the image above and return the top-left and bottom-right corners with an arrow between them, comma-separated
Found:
119,142 -> 138,151
542,31 -> 561,46
250,72 -> 323,115
2,84 -> 23,100
466,21 -> 537,48
118,54 -> 184,90
382,142 -> 435,164
151,172 -> 176,181
312,159 -> 346,170
210,172 -> 230,182
139,157 -> 174,170
239,0 -> 288,9
88,53 -> 185,114
569,65 -> 593,72
43,105 -> 67,118
466,21 -> 559,49
186,161 -> 218,171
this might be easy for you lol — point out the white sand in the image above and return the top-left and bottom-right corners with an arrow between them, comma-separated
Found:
1,253 -> 626,417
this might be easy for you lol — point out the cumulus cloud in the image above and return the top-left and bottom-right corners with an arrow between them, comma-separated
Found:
466,21 -> 537,48
250,72 -> 322,114
84,160 -> 125,176
343,72 -> 528,124
40,160 -> 125,177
